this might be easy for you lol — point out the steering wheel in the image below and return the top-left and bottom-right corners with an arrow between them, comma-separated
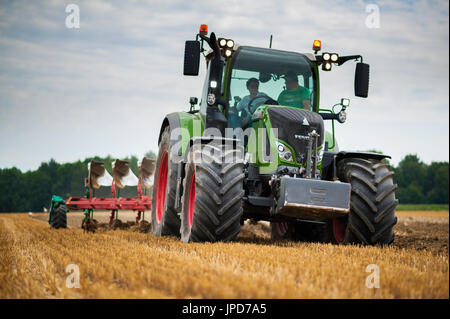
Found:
247,95 -> 279,115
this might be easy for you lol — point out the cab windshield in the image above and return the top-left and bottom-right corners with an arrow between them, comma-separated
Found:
226,46 -> 317,119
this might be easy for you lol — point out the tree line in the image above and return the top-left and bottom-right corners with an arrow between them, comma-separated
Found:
0,153 -> 447,212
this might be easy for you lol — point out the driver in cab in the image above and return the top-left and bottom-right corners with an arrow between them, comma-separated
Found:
236,78 -> 268,127
277,70 -> 311,110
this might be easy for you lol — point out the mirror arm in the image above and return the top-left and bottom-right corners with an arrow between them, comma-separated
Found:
314,55 -> 362,66
337,55 -> 362,66
198,33 -> 221,59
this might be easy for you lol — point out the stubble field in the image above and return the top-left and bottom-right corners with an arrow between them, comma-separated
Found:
0,211 -> 448,299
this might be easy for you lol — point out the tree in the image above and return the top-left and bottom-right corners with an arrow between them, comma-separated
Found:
144,150 -> 156,160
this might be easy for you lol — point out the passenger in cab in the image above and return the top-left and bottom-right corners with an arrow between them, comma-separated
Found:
277,70 -> 311,110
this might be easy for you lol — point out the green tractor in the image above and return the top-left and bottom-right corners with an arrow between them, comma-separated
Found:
151,25 -> 398,245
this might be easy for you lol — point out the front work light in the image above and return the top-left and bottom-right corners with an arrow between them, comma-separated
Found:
331,53 -> 339,62
226,40 -> 234,48
225,49 -> 232,57
219,38 -> 227,47
323,52 -> 330,61
341,98 -> 350,107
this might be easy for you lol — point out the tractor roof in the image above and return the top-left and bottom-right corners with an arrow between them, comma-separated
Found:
205,45 -> 316,64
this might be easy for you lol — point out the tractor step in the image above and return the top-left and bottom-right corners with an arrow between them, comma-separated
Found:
275,177 -> 350,220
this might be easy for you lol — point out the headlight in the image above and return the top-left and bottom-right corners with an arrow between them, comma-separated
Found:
276,141 -> 293,162
283,152 -> 292,161
277,144 -> 285,152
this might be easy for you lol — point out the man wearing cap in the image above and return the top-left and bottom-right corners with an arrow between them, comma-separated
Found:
277,71 -> 311,110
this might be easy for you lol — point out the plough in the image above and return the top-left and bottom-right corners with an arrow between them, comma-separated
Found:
65,157 -> 155,230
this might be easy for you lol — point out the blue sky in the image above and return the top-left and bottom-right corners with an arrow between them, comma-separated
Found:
0,0 -> 448,171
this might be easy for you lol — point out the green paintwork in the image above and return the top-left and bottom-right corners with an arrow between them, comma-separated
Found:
176,111 -> 205,155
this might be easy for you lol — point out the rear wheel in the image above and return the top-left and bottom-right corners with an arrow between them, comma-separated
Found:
270,222 -> 294,240
151,126 -> 181,237
50,204 -> 67,229
332,158 -> 398,245
180,142 -> 245,242
270,220 -> 330,243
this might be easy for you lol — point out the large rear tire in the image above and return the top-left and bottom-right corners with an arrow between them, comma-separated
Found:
332,158 -> 398,245
180,142 -> 245,242
151,126 -> 181,237
50,204 -> 67,229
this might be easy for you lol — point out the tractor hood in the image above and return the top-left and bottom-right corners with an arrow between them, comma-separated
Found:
266,107 -> 324,164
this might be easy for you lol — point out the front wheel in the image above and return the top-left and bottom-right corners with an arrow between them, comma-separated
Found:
151,126 -> 181,237
180,142 -> 245,242
333,158 -> 398,245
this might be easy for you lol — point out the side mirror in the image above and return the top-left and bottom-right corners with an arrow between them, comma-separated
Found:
183,41 -> 200,76
189,97 -> 198,105
189,97 -> 198,113
354,62 -> 370,98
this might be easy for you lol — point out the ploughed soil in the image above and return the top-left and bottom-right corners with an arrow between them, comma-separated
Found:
394,216 -> 448,255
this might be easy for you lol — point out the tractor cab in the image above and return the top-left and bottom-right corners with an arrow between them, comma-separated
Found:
224,46 -> 318,129
194,45 -> 319,130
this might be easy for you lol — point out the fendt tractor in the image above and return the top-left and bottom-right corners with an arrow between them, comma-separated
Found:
151,24 -> 398,245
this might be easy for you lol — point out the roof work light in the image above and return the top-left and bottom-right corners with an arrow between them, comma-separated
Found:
321,52 -> 339,71
218,37 -> 235,59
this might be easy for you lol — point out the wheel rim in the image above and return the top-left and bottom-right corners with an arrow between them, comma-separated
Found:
333,218 -> 346,243
188,172 -> 195,229
276,222 -> 288,236
156,151 -> 168,224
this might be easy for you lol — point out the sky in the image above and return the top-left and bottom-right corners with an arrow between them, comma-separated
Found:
0,0 -> 448,172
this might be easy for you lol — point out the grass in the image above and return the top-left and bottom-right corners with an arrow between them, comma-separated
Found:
0,213 -> 448,299
396,204 -> 449,211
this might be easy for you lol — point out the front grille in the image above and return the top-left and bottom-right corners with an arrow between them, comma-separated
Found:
267,107 -> 324,163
